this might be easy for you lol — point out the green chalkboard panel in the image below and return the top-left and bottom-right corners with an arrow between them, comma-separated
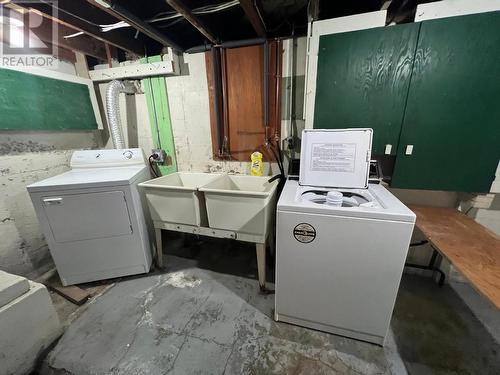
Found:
0,68 -> 98,130
313,23 -> 420,155
391,12 -> 500,192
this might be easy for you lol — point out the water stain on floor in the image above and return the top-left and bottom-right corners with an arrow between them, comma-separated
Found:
41,237 -> 500,375
392,275 -> 500,375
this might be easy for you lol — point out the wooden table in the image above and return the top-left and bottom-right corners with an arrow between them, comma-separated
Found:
409,205 -> 500,309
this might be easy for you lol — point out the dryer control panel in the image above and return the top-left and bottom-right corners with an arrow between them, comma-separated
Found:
71,148 -> 146,169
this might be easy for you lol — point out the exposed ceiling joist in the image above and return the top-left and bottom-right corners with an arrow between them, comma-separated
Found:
239,0 -> 266,37
88,0 -> 184,52
51,45 -> 77,63
17,0 -> 145,56
26,12 -> 108,61
165,0 -> 218,44
0,30 -> 76,63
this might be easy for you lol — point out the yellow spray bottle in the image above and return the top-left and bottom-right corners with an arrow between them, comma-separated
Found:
250,151 -> 263,176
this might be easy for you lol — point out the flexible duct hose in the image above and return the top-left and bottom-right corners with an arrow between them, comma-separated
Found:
106,80 -> 126,149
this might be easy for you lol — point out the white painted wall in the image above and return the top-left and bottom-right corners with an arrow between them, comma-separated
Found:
99,52 -> 281,175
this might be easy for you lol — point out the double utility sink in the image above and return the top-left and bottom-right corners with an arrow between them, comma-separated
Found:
139,172 -> 279,241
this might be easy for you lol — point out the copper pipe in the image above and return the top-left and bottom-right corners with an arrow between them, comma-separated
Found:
220,48 -> 230,157
274,40 -> 282,141
211,47 -> 223,156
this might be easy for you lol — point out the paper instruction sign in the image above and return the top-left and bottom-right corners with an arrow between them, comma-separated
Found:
310,143 -> 356,173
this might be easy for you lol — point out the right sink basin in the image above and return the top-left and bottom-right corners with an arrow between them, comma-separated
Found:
199,174 -> 279,241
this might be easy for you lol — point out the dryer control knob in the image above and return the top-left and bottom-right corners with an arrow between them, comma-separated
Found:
123,151 -> 133,159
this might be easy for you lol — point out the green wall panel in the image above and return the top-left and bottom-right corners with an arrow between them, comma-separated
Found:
391,12 -> 500,192
0,68 -> 98,130
141,56 -> 177,175
313,23 -> 420,155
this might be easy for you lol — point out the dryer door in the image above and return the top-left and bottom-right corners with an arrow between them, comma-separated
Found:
41,190 -> 133,243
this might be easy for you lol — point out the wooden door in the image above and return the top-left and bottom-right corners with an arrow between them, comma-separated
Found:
206,43 -> 281,161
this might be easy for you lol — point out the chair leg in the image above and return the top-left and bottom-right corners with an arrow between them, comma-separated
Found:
428,250 -> 445,286
405,248 -> 445,286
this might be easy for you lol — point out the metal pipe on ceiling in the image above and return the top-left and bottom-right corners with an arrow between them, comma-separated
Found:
185,38 -> 267,54
165,0 -> 218,44
221,38 -> 266,49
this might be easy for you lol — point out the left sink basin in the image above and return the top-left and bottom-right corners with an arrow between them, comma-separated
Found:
139,172 -> 223,226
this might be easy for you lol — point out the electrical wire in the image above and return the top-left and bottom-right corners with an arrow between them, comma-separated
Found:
155,17 -> 185,29
101,21 -> 130,32
267,140 -> 285,181
272,139 -> 285,174
63,31 -> 84,39
148,155 -> 160,177
148,0 -> 239,23
62,0 -> 239,38
40,0 -> 102,27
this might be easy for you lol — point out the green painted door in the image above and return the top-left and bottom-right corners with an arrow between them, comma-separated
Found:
313,23 -> 420,155
391,12 -> 500,192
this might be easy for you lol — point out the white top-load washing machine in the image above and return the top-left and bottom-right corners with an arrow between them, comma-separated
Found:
275,129 -> 415,345
27,149 -> 152,286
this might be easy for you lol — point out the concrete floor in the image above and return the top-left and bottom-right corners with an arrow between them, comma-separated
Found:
39,234 -> 500,375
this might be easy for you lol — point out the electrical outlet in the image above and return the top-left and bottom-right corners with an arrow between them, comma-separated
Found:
151,149 -> 166,164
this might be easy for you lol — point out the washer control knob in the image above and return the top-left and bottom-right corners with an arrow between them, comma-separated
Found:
123,150 -> 133,159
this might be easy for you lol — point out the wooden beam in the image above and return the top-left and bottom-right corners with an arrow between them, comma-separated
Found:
101,2 -> 184,51
239,0 -> 266,37
104,43 -> 113,67
25,11 -> 107,61
85,0 -> 183,51
74,52 -> 90,78
165,0 -> 218,44
16,0 -> 145,56
52,45 -> 77,63
0,14 -> 76,62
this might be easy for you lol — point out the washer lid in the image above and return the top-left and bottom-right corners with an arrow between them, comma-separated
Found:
299,128 -> 373,189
